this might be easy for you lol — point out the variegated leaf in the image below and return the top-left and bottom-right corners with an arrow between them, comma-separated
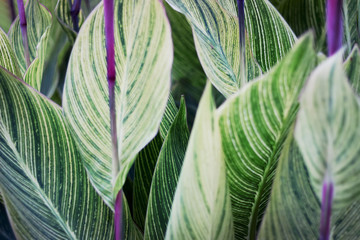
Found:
0,67 -> 114,239
8,0 -> 52,86
295,51 -> 360,210
165,83 -> 234,239
144,98 -> 189,240
0,28 -> 21,77
217,34 -> 316,239
63,0 -> 173,208
55,0 -> 84,42
344,45 -> 360,94
259,132 -> 360,239
165,0 -> 296,97
133,95 -> 179,232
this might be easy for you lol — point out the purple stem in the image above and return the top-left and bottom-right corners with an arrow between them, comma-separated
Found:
70,0 -> 81,32
104,0 -> 122,238
114,190 -> 123,240
8,0 -> 16,21
319,181 -> 334,240
326,0 -> 343,56
237,0 -> 246,85
17,0 -> 30,67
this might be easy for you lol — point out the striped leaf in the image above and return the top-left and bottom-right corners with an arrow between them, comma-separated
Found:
55,0 -> 84,43
132,95 -> 179,232
0,28 -> 21,77
270,0 -> 359,54
144,98 -> 189,240
344,45 -> 360,94
258,132 -> 360,239
217,34 -> 316,239
295,51 -> 360,211
165,0 -> 296,97
8,0 -> 52,83
165,83 -> 234,239
0,67 -> 114,239
62,0 -> 173,207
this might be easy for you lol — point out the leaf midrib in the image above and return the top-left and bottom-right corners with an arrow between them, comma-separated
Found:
247,109 -> 297,240
1,123 -> 78,240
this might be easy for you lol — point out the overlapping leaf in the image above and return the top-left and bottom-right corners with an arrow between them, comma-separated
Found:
63,0 -> 173,207
8,0 -> 52,86
0,202 -> 15,240
165,83 -> 233,239
217,35 -> 316,239
0,67 -> 114,239
55,0 -> 84,42
144,99 -> 189,240
345,45 -> 360,94
166,0 -> 296,97
295,52 -> 360,210
0,28 -> 21,77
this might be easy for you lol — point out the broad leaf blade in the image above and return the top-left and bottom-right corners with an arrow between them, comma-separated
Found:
0,28 -> 21,77
295,52 -> 360,210
144,98 -> 189,240
217,34 -> 316,239
0,67 -> 114,239
166,0 -> 295,97
63,0 -> 173,207
8,0 -> 52,78
165,83 -> 234,239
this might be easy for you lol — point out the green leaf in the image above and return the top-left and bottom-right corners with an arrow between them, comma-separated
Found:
132,95 -> 179,232
55,0 -> 84,43
257,136 -> 321,239
165,83 -> 234,239
0,1 -> 13,33
344,45 -> 360,94
259,133 -> 360,239
217,34 -> 316,239
295,51 -> 360,210
144,98 -> 189,240
0,28 -> 21,77
165,0 -> 295,97
63,0 -> 173,208
8,0 -> 52,82
0,67 -> 114,239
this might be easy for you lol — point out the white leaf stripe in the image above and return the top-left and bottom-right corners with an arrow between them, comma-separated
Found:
217,35 -> 316,239
0,67 -> 114,239
63,0 -> 173,207
344,46 -> 360,94
144,99 -> 189,240
165,83 -> 234,240
295,52 -> 360,210
8,0 -> 51,77
0,28 -> 21,77
165,0 -> 295,97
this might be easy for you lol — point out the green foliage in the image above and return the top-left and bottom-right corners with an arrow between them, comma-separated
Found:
0,0 -> 359,239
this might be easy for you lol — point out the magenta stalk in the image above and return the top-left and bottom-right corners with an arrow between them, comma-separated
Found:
16,0 -> 30,67
319,181 -> 334,240
103,0 -> 122,239
70,0 -> 81,32
326,0 -> 343,56
237,0 -> 246,85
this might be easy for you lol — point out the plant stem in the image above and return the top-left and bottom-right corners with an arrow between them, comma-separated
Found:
8,0 -> 16,21
104,0 -> 122,238
17,0 -> 30,67
70,0 -> 81,32
319,181 -> 334,240
237,0 -> 246,86
326,0 -> 343,56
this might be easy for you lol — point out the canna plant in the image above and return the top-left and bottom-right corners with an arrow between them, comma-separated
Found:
0,0 -> 359,240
